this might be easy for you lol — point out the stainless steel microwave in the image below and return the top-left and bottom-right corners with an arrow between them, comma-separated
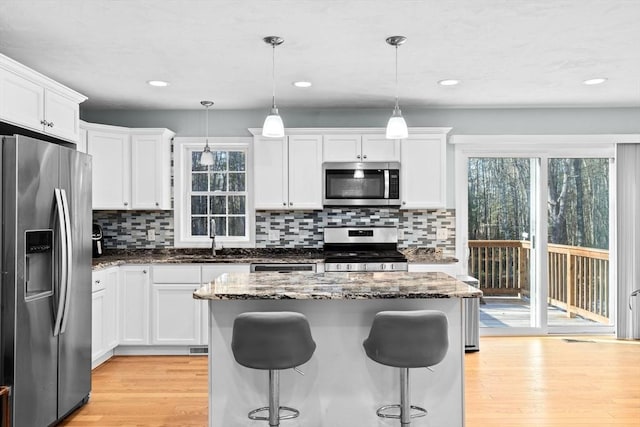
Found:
323,162 -> 401,207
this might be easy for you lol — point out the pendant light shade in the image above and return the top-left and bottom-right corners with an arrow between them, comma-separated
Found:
262,107 -> 284,138
199,100 -> 214,166
262,36 -> 285,138
386,105 -> 408,139
385,36 -> 408,140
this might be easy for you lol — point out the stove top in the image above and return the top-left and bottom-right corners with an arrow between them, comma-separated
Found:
322,227 -> 407,272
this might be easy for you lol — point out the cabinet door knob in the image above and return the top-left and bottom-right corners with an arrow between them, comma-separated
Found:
95,280 -> 101,284
155,202 -> 159,207
124,202 -> 129,206
363,154 -> 367,159
142,270 -> 147,274
402,201 -> 407,205
283,202 -> 286,206
356,154 -> 361,159
289,202 -> 293,206
40,119 -> 47,126
48,121 -> 54,127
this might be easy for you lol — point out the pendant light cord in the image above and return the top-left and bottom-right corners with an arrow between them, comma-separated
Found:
271,43 -> 276,109
394,44 -> 399,109
205,104 -> 209,147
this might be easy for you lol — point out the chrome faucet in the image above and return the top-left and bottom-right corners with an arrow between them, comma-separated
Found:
210,218 -> 216,256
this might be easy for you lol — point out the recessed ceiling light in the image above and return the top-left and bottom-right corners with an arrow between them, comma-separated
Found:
583,78 -> 607,85
293,81 -> 312,88
438,79 -> 460,86
147,80 -> 169,87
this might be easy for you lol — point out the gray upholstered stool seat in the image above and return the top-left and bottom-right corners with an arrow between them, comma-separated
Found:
232,311 -> 316,426
363,310 -> 449,426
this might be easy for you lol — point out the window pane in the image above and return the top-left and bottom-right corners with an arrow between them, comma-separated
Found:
210,173 -> 227,191
228,173 -> 245,191
192,152 -> 207,171
191,196 -> 208,214
191,217 -> 207,236
212,151 -> 228,171
229,195 -> 245,214
210,196 -> 227,214
229,152 -> 246,171
192,173 -> 208,191
212,216 -> 226,236
229,217 -> 245,236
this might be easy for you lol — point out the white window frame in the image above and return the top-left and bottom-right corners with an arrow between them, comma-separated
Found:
452,134 -> 626,336
173,137 -> 254,248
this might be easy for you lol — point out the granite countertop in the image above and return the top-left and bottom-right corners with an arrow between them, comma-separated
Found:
92,248 -> 458,270
92,248 -> 326,269
193,271 -> 481,300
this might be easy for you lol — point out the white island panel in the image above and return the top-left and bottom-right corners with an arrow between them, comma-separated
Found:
207,297 -> 464,427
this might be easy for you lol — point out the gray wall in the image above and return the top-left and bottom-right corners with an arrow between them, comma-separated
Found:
81,107 -> 640,137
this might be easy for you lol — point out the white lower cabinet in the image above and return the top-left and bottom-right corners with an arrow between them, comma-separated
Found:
151,265 -> 202,345
91,267 -> 119,367
92,263 -> 252,359
119,265 -> 151,345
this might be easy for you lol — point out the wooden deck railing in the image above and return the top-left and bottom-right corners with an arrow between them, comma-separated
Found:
468,240 -> 610,324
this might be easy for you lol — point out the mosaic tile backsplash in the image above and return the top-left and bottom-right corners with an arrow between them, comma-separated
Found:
93,211 -> 174,249
94,208 -> 455,255
256,208 -> 456,255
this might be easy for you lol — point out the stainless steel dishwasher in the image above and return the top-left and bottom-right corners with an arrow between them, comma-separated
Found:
250,263 -> 317,273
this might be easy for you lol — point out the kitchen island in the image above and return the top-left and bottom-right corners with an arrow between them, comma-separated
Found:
194,271 -> 481,427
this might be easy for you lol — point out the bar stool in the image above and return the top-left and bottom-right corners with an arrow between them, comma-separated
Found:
363,310 -> 448,426
231,311 -> 316,426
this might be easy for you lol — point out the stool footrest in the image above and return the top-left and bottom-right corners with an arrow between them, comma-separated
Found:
376,404 -> 428,419
248,406 -> 300,421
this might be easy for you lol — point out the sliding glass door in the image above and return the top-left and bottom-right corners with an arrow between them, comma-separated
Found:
467,157 -> 541,331
456,139 -> 615,335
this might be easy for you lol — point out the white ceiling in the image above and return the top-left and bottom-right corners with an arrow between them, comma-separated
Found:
1,0 -> 639,111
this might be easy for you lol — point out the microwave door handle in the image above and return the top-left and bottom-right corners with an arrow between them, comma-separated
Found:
384,170 -> 390,199
53,188 -> 67,337
60,189 -> 73,334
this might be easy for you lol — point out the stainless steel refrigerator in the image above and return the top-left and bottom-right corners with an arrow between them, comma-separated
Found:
1,135 -> 92,426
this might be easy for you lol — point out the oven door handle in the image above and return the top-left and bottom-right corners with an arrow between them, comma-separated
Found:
384,170 -> 390,199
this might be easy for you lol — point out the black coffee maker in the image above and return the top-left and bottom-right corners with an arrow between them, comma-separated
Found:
92,223 -> 104,257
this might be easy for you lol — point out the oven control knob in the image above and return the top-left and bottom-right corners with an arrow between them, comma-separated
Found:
336,264 -> 341,270
381,263 -> 386,270
347,264 -> 351,270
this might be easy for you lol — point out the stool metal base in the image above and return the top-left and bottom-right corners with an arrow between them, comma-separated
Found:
248,406 -> 300,423
375,367 -> 429,426
376,404 -> 428,420
247,369 -> 301,426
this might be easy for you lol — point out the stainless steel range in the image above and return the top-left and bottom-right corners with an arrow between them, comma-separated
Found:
323,227 -> 408,272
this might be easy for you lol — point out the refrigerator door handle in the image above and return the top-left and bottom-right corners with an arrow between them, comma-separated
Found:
53,188 -> 68,337
60,189 -> 73,334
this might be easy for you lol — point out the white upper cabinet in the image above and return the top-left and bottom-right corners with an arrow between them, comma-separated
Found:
287,135 -> 323,209
400,132 -> 449,209
253,134 -> 323,210
87,127 -> 131,209
131,131 -> 172,209
323,134 -> 400,162
253,136 -> 288,209
0,53 -> 85,143
83,122 -> 174,210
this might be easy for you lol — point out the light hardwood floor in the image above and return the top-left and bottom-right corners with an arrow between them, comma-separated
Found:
61,337 -> 640,426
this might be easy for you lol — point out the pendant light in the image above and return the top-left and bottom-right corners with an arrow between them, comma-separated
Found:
262,36 -> 285,138
199,100 -> 214,166
385,36 -> 408,140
